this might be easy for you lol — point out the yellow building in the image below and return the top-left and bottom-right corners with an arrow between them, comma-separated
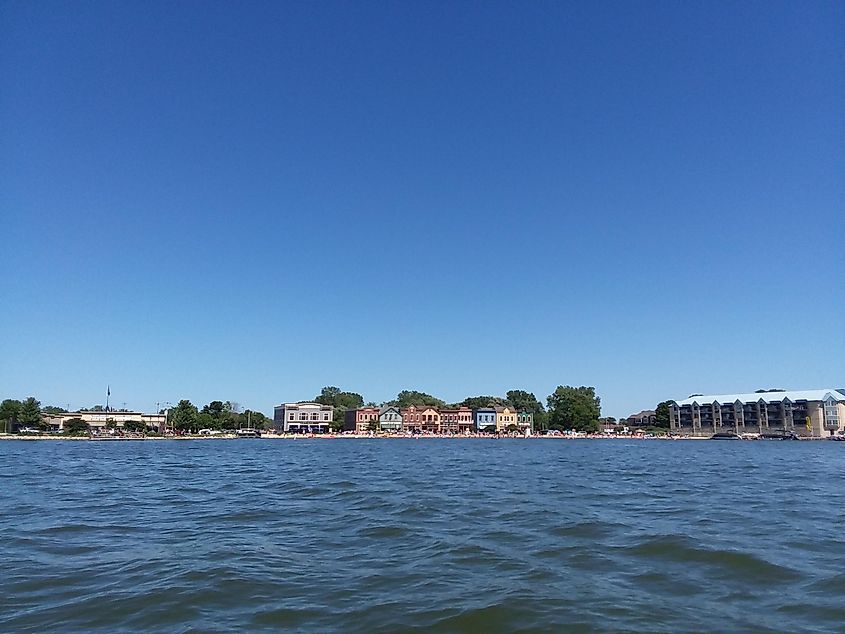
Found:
494,406 -> 518,431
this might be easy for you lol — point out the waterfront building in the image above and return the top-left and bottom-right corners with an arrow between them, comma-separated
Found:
516,411 -> 534,431
439,407 -> 474,434
379,406 -> 403,432
344,407 -> 381,433
274,402 -> 333,433
669,389 -> 845,437
474,407 -> 497,432
418,407 -> 441,433
626,410 -> 656,427
401,405 -> 422,432
42,411 -> 167,433
401,405 -> 441,433
494,406 -> 518,431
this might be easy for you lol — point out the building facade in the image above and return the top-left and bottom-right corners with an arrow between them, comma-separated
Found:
516,411 -> 534,431
379,406 -> 403,431
626,410 -> 656,427
439,407 -> 474,434
494,406 -> 518,431
669,389 -> 845,437
43,411 -> 167,433
401,406 -> 442,432
274,402 -> 333,433
344,407 -> 380,432
474,407 -> 497,432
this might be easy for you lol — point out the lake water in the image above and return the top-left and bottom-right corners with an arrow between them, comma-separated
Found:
1,439 -> 844,632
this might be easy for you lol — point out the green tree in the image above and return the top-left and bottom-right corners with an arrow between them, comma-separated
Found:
169,400 -> 199,433
64,418 -> 89,436
506,389 -> 548,430
329,415 -> 344,433
218,401 -> 240,429
367,419 -> 380,432
314,386 -> 342,403
123,420 -> 146,433
202,400 -> 225,417
460,395 -> 508,409
391,390 -> 444,408
19,397 -> 43,429
314,387 -> 362,433
196,412 -> 215,430
547,386 -> 601,432
315,387 -> 364,410
105,419 -> 117,431
237,410 -> 269,430
201,401 -> 226,428
654,401 -> 673,428
0,399 -> 22,433
42,405 -> 68,415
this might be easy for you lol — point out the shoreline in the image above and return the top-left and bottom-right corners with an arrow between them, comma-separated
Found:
1,433 -> 805,442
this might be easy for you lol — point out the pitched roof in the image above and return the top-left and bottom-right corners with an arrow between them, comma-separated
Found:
675,389 -> 845,406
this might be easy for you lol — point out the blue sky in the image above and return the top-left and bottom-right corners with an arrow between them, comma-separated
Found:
1,1 -> 842,418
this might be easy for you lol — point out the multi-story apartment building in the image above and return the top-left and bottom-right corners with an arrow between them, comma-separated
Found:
669,389 -> 845,437
474,407 -> 497,432
439,407 -> 474,434
274,402 -> 333,433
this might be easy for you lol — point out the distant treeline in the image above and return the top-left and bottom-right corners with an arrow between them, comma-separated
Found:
0,397 -> 269,435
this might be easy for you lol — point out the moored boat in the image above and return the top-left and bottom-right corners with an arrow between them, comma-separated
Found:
759,431 -> 799,440
710,432 -> 741,440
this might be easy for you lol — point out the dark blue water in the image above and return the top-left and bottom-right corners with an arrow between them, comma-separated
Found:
2,439 -> 844,632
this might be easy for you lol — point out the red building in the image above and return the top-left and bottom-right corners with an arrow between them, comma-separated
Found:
344,407 -> 381,433
401,405 -> 441,433
439,407 -> 474,434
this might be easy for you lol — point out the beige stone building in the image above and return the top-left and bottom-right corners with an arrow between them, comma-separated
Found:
494,406 -> 518,431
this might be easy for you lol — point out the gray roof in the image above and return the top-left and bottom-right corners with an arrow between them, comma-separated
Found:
675,389 -> 845,406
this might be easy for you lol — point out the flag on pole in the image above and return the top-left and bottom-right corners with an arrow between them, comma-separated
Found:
107,386 -> 110,397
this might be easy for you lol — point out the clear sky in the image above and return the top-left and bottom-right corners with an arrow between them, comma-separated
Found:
1,1 -> 843,418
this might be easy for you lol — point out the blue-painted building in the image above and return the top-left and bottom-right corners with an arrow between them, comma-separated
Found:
474,407 -> 497,432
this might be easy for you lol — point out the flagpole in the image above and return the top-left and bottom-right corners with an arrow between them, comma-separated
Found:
106,386 -> 110,412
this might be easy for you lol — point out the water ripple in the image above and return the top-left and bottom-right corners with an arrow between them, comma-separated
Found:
2,439 -> 845,631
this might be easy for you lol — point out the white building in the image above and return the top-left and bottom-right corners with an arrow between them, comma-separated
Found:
43,411 -> 167,433
273,402 -> 333,433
